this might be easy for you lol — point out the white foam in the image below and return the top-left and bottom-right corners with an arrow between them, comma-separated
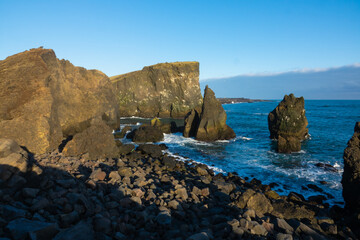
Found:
120,116 -> 151,120
253,113 -> 268,116
164,150 -> 226,174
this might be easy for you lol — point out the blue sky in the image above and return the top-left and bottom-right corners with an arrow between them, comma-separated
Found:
1,0 -> 359,98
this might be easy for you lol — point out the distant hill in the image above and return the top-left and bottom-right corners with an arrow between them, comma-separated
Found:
200,64 -> 360,99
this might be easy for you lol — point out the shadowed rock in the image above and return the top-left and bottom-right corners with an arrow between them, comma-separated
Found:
111,62 -> 203,118
268,94 -> 308,153
342,122 -> 360,213
0,48 -> 120,154
184,86 -> 235,141
183,109 -> 200,138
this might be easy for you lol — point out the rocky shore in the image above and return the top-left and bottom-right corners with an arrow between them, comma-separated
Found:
1,139 -> 358,240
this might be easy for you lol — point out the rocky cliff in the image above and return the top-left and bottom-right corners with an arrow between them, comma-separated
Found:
342,122 -> 360,214
111,62 -> 203,118
0,48 -> 120,154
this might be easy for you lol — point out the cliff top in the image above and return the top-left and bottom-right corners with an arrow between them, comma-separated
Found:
110,61 -> 199,82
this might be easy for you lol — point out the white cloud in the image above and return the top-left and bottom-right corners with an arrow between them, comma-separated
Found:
201,63 -> 360,81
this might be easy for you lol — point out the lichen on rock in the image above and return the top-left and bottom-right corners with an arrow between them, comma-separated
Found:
111,62 -> 203,118
268,94 -> 308,153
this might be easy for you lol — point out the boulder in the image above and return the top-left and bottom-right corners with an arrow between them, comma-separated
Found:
184,86 -> 235,141
0,139 -> 29,181
127,125 -> 164,143
62,119 -> 118,159
114,126 -> 132,139
118,144 -> 135,155
342,122 -> 360,213
0,48 -> 119,154
111,62 -> 203,118
53,221 -> 94,240
268,94 -> 308,153
137,144 -> 163,158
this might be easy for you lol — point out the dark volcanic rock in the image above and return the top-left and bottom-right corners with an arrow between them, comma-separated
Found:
342,122 -> 360,213
0,48 -> 120,154
118,144 -> 135,155
62,119 -> 118,159
183,109 -> 200,138
277,135 -> 301,153
127,125 -> 164,143
268,94 -> 308,153
137,144 -> 163,158
184,86 -> 235,141
6,218 -> 59,240
111,62 -> 203,118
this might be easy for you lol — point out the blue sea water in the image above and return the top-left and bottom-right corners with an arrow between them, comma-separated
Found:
122,100 -> 360,205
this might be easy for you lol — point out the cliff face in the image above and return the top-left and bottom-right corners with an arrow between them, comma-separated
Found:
342,122 -> 360,213
111,62 -> 203,118
0,48 -> 120,154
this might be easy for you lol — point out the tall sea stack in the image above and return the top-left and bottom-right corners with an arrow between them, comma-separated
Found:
183,86 -> 236,141
342,122 -> 360,214
268,94 -> 308,153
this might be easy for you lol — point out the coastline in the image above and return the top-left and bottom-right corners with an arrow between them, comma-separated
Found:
0,144 -> 354,239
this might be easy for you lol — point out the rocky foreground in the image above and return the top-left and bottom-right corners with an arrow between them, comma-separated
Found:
0,139 -> 358,240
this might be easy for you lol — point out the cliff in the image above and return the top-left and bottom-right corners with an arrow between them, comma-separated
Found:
111,62 -> 203,118
0,48 -> 120,154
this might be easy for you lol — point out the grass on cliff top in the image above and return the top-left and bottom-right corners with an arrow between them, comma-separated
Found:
110,61 -> 198,82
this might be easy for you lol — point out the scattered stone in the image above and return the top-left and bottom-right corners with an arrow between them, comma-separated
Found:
118,144 -> 135,155
187,232 -> 210,240
246,193 -> 273,216
90,168 -> 106,181
53,221 -> 94,240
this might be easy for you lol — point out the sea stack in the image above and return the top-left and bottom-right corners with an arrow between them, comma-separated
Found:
111,62 -> 203,118
268,94 -> 308,153
183,86 -> 236,141
342,122 -> 360,214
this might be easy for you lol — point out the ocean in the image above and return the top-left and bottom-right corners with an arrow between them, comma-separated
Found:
121,100 -> 360,205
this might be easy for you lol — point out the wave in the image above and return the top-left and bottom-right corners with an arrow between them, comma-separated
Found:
163,150 -> 226,174
120,116 -> 151,120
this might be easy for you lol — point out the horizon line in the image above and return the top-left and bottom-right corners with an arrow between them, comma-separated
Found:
200,62 -> 360,82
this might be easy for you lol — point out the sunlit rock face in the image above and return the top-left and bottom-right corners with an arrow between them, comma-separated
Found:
0,48 -> 120,154
111,62 -> 203,118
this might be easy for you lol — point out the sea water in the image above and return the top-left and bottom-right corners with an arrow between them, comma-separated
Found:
123,100 -> 360,205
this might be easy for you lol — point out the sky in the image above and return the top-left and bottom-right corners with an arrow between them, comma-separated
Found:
1,0 -> 359,98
